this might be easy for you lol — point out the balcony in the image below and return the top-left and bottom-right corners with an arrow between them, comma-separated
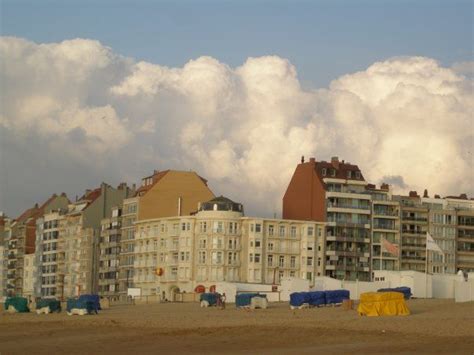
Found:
402,216 -> 428,222
327,220 -> 370,229
373,223 -> 398,231
326,235 -> 370,243
401,230 -> 426,235
373,210 -> 399,217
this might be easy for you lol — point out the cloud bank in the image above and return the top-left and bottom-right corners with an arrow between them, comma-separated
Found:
1,37 -> 472,217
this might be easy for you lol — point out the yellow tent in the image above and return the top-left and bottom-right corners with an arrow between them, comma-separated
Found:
357,292 -> 410,317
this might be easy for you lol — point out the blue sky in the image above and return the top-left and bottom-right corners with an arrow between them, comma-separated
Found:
1,0 -> 472,88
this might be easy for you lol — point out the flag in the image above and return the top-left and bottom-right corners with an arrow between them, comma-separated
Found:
381,237 -> 399,256
426,232 -> 443,254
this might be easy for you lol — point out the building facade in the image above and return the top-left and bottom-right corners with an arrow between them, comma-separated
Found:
133,196 -> 326,300
283,156 -> 371,281
98,206 -> 122,298
4,194 -> 69,297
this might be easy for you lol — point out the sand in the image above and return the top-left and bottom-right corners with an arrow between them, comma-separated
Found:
0,299 -> 473,354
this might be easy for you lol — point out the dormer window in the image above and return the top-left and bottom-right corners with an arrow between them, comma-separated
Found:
322,168 -> 327,176
355,171 -> 361,179
331,169 -> 336,177
347,171 -> 352,179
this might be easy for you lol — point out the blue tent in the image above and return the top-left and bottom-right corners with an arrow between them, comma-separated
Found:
200,292 -> 220,306
307,291 -> 326,306
235,293 -> 266,307
377,287 -> 412,300
324,290 -> 350,304
290,292 -> 311,307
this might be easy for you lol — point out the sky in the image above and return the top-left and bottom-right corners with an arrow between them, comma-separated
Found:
0,0 -> 473,218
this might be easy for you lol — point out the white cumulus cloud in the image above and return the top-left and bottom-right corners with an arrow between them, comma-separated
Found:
0,37 -> 472,217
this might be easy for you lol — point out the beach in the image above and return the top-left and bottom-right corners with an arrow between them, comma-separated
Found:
1,299 -> 473,354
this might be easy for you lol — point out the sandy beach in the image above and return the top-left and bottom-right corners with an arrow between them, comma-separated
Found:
0,299 -> 473,354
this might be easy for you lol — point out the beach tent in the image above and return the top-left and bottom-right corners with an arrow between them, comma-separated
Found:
358,292 -> 410,317
36,299 -> 61,314
235,293 -> 267,308
4,297 -> 29,313
200,292 -> 220,307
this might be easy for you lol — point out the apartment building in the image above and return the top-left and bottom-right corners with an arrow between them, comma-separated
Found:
368,184 -> 401,272
446,196 -> 474,272
113,170 -> 215,300
118,197 -> 138,299
4,194 -> 69,297
31,183 -> 133,299
133,196 -> 325,300
283,156 -> 371,281
98,206 -> 122,298
35,209 -> 67,298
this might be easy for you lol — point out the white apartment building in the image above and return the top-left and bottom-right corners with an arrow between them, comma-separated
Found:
132,196 -> 326,300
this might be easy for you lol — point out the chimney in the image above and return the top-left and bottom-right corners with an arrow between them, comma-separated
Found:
301,156 -> 305,163
381,183 -> 389,191
459,193 -> 468,200
331,156 -> 339,168
434,194 -> 440,199
367,183 -> 376,189
309,157 -> 316,164
423,189 -> 429,198
409,191 -> 418,198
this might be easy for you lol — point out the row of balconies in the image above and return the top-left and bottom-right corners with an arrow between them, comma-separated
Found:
326,235 -> 370,243
326,250 -> 370,258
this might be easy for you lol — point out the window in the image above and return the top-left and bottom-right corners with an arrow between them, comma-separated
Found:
198,251 -> 206,264
181,223 -> 186,231
249,253 -> 254,263
199,238 -> 207,249
212,251 -> 223,264
255,223 -> 262,233
250,224 -> 254,232
355,171 -> 361,179
307,227 -> 314,236
213,221 -> 224,233
347,171 -> 352,179
279,256 -> 285,267
200,222 -> 207,233
279,226 -> 285,237
254,254 -> 261,263
268,225 -> 274,236
307,257 -> 313,266
290,256 -> 296,268
268,255 -> 273,266
268,242 -> 274,251
322,168 -> 327,176
290,226 -> 297,237
255,240 -> 261,248
306,272 -> 312,281
331,169 -> 336,177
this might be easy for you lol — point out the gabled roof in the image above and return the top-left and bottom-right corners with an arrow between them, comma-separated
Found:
135,170 -> 170,196
78,188 -> 102,203
315,159 -> 365,182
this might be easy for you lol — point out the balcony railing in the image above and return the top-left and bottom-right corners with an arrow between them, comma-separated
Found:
328,203 -> 370,210
402,216 -> 428,222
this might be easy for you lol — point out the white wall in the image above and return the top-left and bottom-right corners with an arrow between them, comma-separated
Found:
454,280 -> 474,303
215,282 -> 279,303
281,278 -> 309,301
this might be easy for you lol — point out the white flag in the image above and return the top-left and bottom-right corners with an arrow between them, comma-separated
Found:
426,232 -> 443,254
